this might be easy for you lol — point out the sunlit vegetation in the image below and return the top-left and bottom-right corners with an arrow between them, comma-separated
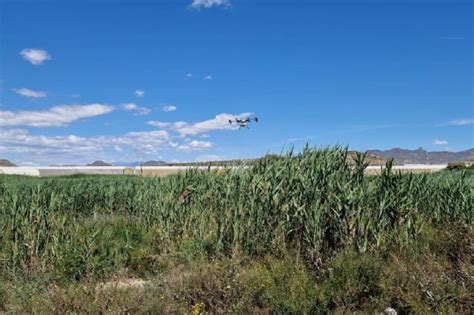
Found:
1,146 -> 472,313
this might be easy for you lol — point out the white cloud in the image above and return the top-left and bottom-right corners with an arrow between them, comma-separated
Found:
148,121 -> 173,128
119,130 -> 171,154
148,112 -> 251,137
122,130 -> 170,142
122,103 -> 137,110
188,140 -> 212,149
178,140 -> 213,151
185,73 -> 193,78
13,88 -> 47,98
134,90 -> 145,97
162,105 -> 177,112
121,103 -> 151,115
20,48 -> 51,65
0,129 -> 104,161
0,128 -> 210,165
0,104 -> 114,127
443,119 -> 474,126
190,0 -> 230,9
433,139 -> 448,145
203,75 -> 213,80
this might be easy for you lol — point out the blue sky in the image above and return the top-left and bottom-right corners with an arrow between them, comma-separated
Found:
0,0 -> 472,165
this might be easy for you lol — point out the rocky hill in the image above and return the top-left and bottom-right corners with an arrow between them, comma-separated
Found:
86,160 -> 113,166
367,148 -> 474,165
141,160 -> 168,166
347,152 -> 387,166
169,152 -> 388,167
0,159 -> 17,167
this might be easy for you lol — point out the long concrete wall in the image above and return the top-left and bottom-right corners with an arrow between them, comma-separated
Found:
365,164 -> 447,175
0,164 -> 447,177
0,166 -> 226,177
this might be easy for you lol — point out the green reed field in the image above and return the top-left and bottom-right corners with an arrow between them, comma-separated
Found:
1,147 -> 473,313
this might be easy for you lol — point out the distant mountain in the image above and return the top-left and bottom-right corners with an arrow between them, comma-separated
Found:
112,161 -> 168,166
169,158 -> 259,167
348,151 -> 388,166
367,148 -> 474,165
86,160 -> 113,166
141,160 -> 168,166
0,159 -> 16,167
168,152 -> 388,167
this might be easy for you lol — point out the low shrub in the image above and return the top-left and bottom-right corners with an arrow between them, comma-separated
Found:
447,162 -> 466,170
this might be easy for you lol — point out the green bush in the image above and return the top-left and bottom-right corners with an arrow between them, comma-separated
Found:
318,251 -> 384,311
447,162 -> 466,170
241,256 -> 318,313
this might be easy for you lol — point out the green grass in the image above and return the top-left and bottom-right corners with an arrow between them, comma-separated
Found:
1,146 -> 472,313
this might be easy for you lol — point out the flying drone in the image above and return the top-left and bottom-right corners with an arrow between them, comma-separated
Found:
228,117 -> 258,129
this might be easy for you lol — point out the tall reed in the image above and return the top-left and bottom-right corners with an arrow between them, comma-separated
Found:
1,146 -> 472,279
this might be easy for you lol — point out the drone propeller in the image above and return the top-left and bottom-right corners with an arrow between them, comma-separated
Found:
229,116 -> 258,128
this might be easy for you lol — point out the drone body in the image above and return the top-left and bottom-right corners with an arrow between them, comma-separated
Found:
228,117 -> 258,129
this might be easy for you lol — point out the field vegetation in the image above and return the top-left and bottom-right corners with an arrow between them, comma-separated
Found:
1,146 -> 472,313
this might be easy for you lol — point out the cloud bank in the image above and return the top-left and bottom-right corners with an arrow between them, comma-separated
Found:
0,104 -> 114,127
148,112 -> 252,137
0,128 -> 213,165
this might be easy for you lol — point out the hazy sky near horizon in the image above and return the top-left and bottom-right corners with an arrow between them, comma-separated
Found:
0,0 -> 472,165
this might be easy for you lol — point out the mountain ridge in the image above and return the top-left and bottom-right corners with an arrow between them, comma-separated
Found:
86,160 -> 113,166
367,148 -> 474,164
0,159 -> 17,167
3,148 -> 473,167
